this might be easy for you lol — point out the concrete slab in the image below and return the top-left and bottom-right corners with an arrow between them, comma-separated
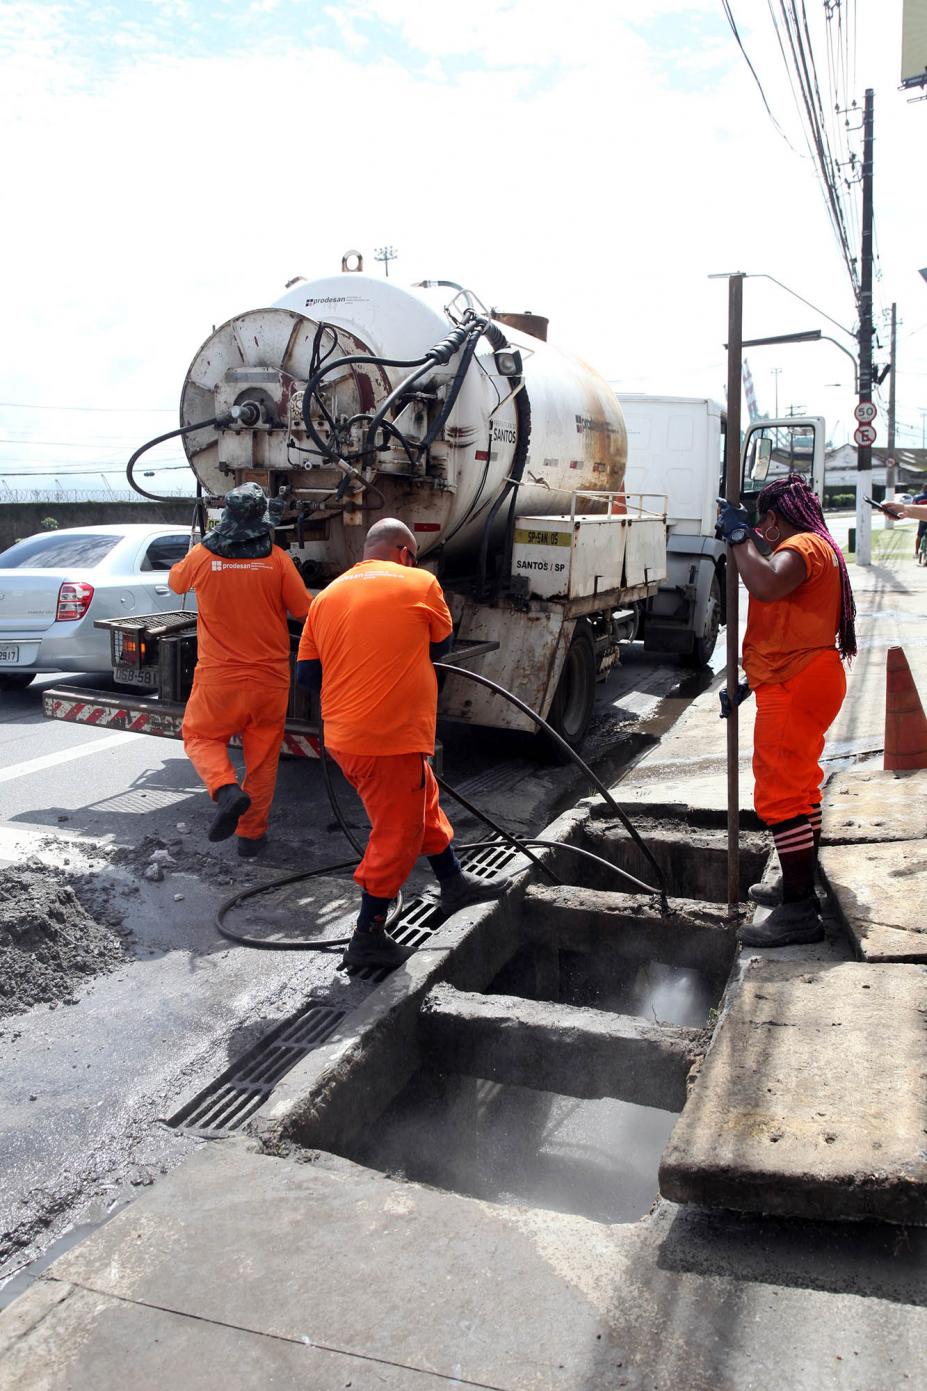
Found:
420,982 -> 704,1110
0,1281 -> 453,1391
819,840 -> 927,962
821,768 -> 927,845
7,1142 -> 927,1391
660,958 -> 927,1224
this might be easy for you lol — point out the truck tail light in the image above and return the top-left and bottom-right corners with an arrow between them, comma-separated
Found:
56,581 -> 94,622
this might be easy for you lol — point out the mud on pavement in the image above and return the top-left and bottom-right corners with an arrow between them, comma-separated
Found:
0,864 -> 128,1019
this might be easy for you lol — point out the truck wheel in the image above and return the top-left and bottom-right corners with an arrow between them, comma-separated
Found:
686,574 -> 721,667
0,673 -> 35,691
544,621 -> 596,760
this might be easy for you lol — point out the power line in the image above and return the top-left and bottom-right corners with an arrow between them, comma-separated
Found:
0,464 -> 191,478
0,401 -> 175,414
722,0 -> 805,154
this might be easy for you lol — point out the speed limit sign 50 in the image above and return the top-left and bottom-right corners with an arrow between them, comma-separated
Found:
854,401 -> 877,424
854,423 -> 877,447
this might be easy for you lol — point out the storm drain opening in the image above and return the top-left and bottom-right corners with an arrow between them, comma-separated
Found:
580,815 -> 769,904
334,1068 -> 680,1225
168,1002 -> 346,1135
486,944 -> 725,1029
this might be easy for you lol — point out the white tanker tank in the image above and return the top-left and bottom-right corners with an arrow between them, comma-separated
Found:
179,270 -> 629,584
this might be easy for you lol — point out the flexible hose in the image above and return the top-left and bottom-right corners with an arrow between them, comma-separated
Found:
433,662 -> 668,910
127,416 -> 228,502
215,662 -> 667,949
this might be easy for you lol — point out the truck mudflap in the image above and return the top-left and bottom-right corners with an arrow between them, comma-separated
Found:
42,687 -> 322,758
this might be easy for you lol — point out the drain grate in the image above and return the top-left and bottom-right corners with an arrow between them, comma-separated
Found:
345,840 -> 525,981
170,840 -> 525,1132
168,1003 -> 346,1134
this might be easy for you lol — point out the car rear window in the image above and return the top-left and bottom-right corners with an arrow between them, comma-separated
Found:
0,534 -> 122,569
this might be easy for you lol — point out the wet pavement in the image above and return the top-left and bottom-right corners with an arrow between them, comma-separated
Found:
0,643 -> 721,1300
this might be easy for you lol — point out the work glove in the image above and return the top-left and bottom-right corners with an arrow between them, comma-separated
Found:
719,679 -> 752,719
715,501 -> 752,546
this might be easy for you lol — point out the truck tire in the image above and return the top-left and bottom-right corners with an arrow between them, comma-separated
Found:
544,621 -> 596,760
686,573 -> 721,667
0,672 -> 35,691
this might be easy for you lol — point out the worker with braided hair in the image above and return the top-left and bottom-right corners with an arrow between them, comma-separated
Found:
717,473 -> 856,947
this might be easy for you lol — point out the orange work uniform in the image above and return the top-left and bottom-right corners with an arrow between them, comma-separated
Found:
169,544 -> 310,839
298,561 -> 454,898
741,532 -> 846,826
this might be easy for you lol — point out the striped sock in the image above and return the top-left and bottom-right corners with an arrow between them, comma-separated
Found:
808,803 -> 822,850
770,815 -> 816,903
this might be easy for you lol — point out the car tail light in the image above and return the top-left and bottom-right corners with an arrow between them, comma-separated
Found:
56,581 -> 94,622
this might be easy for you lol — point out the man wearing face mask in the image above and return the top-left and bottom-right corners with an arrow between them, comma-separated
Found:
296,517 -> 505,970
169,483 -> 310,855
717,474 -> 856,947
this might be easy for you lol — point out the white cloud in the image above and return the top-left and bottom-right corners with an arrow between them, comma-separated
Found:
0,0 -> 923,494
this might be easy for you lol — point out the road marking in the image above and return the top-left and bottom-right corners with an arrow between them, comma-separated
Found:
0,730 -> 136,784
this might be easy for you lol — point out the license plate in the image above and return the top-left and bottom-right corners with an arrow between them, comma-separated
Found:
114,665 -> 159,688
0,645 -> 20,663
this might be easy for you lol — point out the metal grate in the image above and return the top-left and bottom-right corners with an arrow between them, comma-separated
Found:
168,1002 -> 345,1134
170,841 -> 525,1131
344,840 -> 525,981
95,610 -> 197,637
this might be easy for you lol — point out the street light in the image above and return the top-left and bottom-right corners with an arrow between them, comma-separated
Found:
744,271 -> 856,340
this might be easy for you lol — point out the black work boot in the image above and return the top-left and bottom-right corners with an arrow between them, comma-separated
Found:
439,870 -> 507,916
342,926 -> 416,971
738,896 -> 824,948
237,834 -> 267,859
208,783 -> 251,842
749,876 -> 824,909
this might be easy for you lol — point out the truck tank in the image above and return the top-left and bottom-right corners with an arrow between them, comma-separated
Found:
179,273 -> 627,580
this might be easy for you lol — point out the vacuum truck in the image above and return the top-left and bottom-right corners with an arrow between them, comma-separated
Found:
42,260 -> 820,753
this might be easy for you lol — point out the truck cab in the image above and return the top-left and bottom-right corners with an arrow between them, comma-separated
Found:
618,395 -> 826,665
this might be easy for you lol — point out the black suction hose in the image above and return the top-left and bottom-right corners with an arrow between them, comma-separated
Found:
215,663 -> 668,949
127,415 -> 231,503
434,771 -> 559,885
433,663 -> 669,911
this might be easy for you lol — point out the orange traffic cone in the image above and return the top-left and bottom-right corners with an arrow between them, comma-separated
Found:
884,646 -> 927,770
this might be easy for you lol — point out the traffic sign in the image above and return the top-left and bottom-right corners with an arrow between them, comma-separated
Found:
854,401 -> 877,424
854,423 -> 877,447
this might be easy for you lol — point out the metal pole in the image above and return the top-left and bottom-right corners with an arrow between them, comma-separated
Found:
725,274 -> 744,907
885,302 -> 897,528
855,88 -> 875,566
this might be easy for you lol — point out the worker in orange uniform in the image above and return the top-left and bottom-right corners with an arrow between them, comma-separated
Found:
296,517 -> 505,970
717,473 -> 856,947
169,483 -> 310,857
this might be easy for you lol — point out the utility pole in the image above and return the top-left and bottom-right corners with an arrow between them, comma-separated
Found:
771,366 -> 782,417
374,245 -> 398,278
855,88 -> 875,567
885,302 -> 897,528
723,273 -> 744,909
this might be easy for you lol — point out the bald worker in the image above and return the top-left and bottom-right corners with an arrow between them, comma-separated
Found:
297,518 -> 505,969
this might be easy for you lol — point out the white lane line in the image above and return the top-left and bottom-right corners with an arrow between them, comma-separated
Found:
0,731 -> 136,785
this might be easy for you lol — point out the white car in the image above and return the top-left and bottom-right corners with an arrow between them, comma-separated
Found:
0,524 -> 196,690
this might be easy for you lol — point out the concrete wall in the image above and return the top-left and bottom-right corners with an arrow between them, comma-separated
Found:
0,501 -> 196,553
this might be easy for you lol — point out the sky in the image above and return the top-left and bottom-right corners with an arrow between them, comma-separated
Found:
0,0 -> 924,498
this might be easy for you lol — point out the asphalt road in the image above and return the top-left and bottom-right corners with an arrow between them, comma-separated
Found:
0,641 -> 724,1303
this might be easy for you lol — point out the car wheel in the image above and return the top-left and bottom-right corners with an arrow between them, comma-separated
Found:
543,621 -> 597,762
0,672 -> 36,691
